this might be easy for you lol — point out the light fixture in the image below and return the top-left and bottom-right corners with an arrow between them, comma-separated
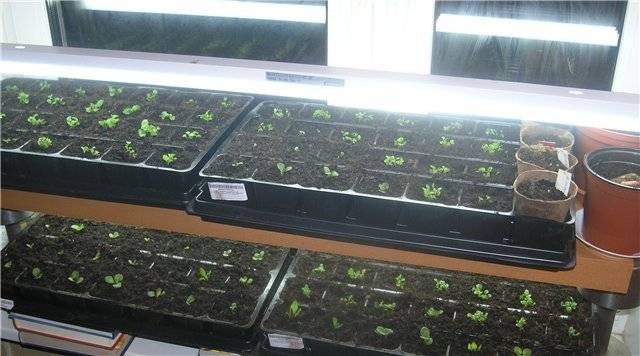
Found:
81,0 -> 326,24
436,14 -> 619,47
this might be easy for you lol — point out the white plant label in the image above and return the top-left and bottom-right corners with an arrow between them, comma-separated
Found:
557,149 -> 570,169
555,169 -> 572,196
268,333 -> 304,349
1,298 -> 14,310
208,182 -> 248,201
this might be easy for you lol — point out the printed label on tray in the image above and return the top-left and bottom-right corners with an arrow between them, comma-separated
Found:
555,169 -> 572,196
557,149 -> 570,169
208,182 -> 248,201
268,333 -> 305,349
1,298 -> 14,310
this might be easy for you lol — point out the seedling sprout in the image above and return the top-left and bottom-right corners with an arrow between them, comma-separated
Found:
36,136 -> 52,149
68,271 -> 84,284
66,116 -> 80,128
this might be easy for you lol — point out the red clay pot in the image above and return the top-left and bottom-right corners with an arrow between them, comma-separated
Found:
583,148 -> 640,256
575,127 -> 640,190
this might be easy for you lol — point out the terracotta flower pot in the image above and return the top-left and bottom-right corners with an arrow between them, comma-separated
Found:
520,126 -> 575,152
583,147 -> 640,256
513,170 -> 577,223
515,145 -> 578,176
575,127 -> 640,190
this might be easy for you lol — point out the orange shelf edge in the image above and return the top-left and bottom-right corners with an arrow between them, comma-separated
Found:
0,188 -> 633,293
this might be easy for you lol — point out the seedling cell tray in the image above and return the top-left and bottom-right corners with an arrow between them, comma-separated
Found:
190,100 -> 576,269
0,77 -> 254,208
258,251 -> 594,356
1,215 -> 295,352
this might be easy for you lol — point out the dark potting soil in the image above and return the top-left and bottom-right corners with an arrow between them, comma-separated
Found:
202,154 -> 257,179
459,185 -> 513,212
145,146 -> 200,170
517,179 -> 566,201
592,161 -> 640,182
262,251 -> 593,355
60,139 -> 113,160
353,173 -> 408,197
1,214 -> 288,329
519,146 -> 568,171
0,129 -> 31,150
21,134 -> 73,154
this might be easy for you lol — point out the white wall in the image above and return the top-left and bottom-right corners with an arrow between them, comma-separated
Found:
1,0 -> 52,45
612,1 -> 639,94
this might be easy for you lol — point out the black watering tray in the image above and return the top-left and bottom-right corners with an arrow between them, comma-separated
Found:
0,77 -> 255,208
189,100 -> 576,270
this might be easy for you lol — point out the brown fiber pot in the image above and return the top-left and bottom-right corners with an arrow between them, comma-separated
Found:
520,125 -> 575,152
583,147 -> 640,256
515,145 -> 578,176
513,170 -> 577,223
575,126 -> 640,190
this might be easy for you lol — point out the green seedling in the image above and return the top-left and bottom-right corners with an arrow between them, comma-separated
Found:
419,326 -> 433,346
220,97 -> 231,109
223,249 -> 232,257
182,130 -> 202,140
341,131 -> 362,144
374,300 -> 396,311
32,267 -> 43,279
374,326 -> 394,337
331,317 -> 343,330
378,182 -> 390,194
161,152 -> 176,164
439,136 -> 455,147
39,81 -> 51,91
277,162 -> 292,175
516,316 -> 527,330
477,194 -> 494,206
0,112 -> 5,120
231,161 -> 244,167
5,85 -> 18,91
146,89 -> 158,102
384,155 -> 405,166
340,294 -> 356,306
108,86 -> 122,97
3,261 -> 13,269
107,231 -> 120,239
46,94 -> 65,106
37,136 -> 52,149
91,250 -> 101,261
323,166 -> 339,178
393,137 -> 407,148
272,107 -> 290,119
481,141 -> 503,155
396,117 -> 414,127
422,184 -> 442,201
312,263 -> 325,273
476,166 -> 493,178
159,111 -> 176,121
239,276 -> 253,285
560,297 -> 577,313
301,284 -> 311,298
443,121 -> 462,132
147,287 -> 165,298
485,128 -> 504,138
355,111 -> 373,122
124,141 -> 137,158
18,92 -> 30,104
428,165 -> 450,176
467,341 -> 482,352
472,284 -> 492,300
467,310 -> 488,323
85,99 -> 104,113
252,250 -> 265,261
66,116 -> 80,128
568,326 -> 580,337
105,274 -> 123,288
74,87 -> 86,97
229,302 -> 238,313
297,130 -> 306,136
98,114 -> 119,129
68,271 -> 84,284
287,300 -> 301,319
513,346 -> 532,356
27,114 -> 46,127
2,138 -> 18,145
395,274 -> 406,289
138,119 -> 160,137
257,122 -> 273,132
434,278 -> 449,292
71,223 -> 85,232
186,295 -> 196,305
81,146 -> 100,157
426,307 -> 444,318
312,109 -> 330,120
519,289 -> 536,308
198,267 -> 211,281
198,110 -> 215,122
347,267 -> 366,280
123,104 -> 141,115
128,259 -> 141,266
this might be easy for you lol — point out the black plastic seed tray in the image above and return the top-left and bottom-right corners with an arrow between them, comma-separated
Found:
0,77 -> 255,208
189,100 -> 576,269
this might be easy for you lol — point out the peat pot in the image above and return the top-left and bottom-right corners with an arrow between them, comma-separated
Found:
515,145 -> 578,176
583,147 -> 640,256
514,170 -> 577,223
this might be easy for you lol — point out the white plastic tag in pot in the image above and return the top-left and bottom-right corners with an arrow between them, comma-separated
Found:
555,169 -> 572,196
557,149 -> 570,169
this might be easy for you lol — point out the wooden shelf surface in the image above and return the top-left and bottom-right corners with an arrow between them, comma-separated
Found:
1,189 -> 633,293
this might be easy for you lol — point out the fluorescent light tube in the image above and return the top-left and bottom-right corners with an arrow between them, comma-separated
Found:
81,0 -> 326,24
436,14 -> 619,46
